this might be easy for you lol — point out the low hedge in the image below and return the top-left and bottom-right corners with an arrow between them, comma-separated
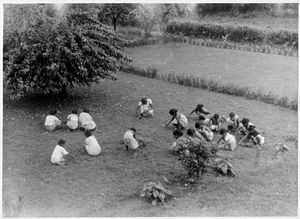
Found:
166,20 -> 298,48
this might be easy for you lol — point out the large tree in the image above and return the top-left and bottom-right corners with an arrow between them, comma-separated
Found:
101,4 -> 136,32
133,4 -> 158,37
3,4 -> 56,54
4,9 -> 130,99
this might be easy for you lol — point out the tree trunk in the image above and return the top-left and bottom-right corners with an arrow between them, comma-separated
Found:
59,86 -> 68,99
112,17 -> 117,32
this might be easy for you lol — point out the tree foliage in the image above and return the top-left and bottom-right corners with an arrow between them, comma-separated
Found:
133,5 -> 158,38
3,4 -> 56,54
195,3 -> 299,16
101,4 -> 137,32
159,4 -> 191,24
132,4 -> 193,37
4,9 -> 130,99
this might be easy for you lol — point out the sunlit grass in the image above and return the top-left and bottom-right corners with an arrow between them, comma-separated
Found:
122,64 -> 297,111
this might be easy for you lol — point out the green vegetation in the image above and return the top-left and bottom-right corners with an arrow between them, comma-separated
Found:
140,181 -> 172,205
4,9 -> 130,99
125,42 -> 297,99
166,20 -> 298,48
3,72 -> 298,216
121,65 -> 157,78
195,3 -> 298,17
101,4 -> 137,32
122,64 -> 297,111
120,32 -> 297,56
177,140 -> 217,180
2,3 -> 298,217
178,36 -> 298,56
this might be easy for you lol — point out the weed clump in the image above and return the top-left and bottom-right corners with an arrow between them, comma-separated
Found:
140,181 -> 172,205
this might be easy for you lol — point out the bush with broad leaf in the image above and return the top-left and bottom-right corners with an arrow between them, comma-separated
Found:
140,181 -> 172,205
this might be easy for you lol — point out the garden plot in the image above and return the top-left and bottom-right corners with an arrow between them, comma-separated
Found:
125,42 -> 298,99
3,72 -> 297,216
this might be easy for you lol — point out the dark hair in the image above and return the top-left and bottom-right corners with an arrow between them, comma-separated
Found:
50,110 -> 57,115
241,118 -> 249,125
227,124 -> 234,130
58,139 -> 66,146
219,128 -> 227,135
173,129 -> 183,137
213,114 -> 219,119
195,122 -> 201,129
72,109 -> 78,114
83,108 -> 90,113
248,125 -> 255,132
187,128 -> 195,136
169,108 -> 178,116
199,115 -> 206,121
129,127 -> 136,133
141,97 -> 147,105
85,130 -> 92,137
196,104 -> 203,110
229,112 -> 235,118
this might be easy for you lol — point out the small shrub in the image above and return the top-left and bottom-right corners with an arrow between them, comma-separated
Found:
176,140 -> 217,180
140,181 -> 172,205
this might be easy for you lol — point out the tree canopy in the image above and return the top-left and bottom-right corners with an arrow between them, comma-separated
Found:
4,8 -> 130,99
101,4 -> 137,32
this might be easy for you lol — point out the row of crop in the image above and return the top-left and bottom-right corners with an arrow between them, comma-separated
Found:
121,34 -> 298,57
121,64 -> 297,111
166,20 -> 298,48
169,34 -> 298,57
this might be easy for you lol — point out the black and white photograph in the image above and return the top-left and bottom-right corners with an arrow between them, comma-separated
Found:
2,1 -> 299,217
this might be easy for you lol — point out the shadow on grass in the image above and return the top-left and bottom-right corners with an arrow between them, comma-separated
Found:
3,86 -> 94,112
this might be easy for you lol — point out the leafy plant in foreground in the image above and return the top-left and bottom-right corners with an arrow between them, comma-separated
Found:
140,181 -> 172,205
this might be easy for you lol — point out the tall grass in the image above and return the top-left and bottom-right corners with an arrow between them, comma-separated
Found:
120,65 -> 158,78
122,64 -> 297,111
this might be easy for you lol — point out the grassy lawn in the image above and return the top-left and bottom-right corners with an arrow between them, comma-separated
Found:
3,72 -> 297,216
125,42 -> 298,99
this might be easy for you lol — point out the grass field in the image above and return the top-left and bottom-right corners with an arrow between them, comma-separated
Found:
125,42 -> 298,99
3,72 -> 297,216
